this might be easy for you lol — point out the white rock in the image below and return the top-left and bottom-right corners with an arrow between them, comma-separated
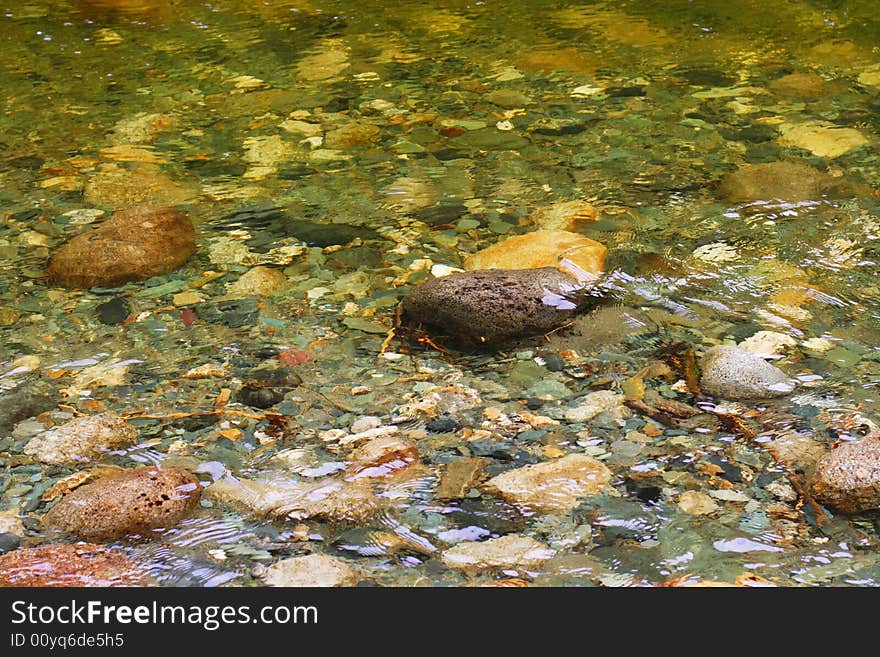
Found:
350,416 -> 382,434
261,554 -> 359,587
441,534 -> 555,571
0,509 -> 24,537
801,337 -> 835,354
738,331 -> 797,357
23,413 -> 137,465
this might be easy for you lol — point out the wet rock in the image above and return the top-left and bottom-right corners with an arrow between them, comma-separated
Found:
96,296 -> 130,324
717,161 -> 857,203
437,458 -> 485,500
529,200 -> 596,233
700,346 -> 796,400
425,416 -> 461,433
323,123 -> 380,149
441,534 -> 554,571
194,298 -> 259,328
738,331 -> 797,357
47,205 -> 197,288
0,533 -> 20,554
347,435 -> 418,478
485,89 -> 532,108
401,268 -> 585,341
0,381 -> 55,436
281,219 -> 379,247
809,437 -> 880,514
484,453 -> 612,514
564,390 -> 626,423
206,472 -> 383,523
0,543 -> 150,587
83,163 -> 198,208
464,230 -> 606,283
23,413 -> 137,466
225,266 -> 287,297
43,466 -> 201,541
0,509 -> 25,537
778,122 -> 867,159
678,490 -> 719,515
236,367 -> 302,409
768,72 -> 831,99
260,553 -> 360,587
768,431 -> 825,469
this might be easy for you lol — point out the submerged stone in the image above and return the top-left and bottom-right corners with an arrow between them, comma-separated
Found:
441,534 -> 554,571
43,466 -> 201,541
261,554 -> 360,587
700,345 -> 796,400
23,413 -> 137,466
47,205 -> 196,288
0,543 -> 150,587
402,267 -> 587,341
483,453 -> 612,513
809,437 -> 880,514
717,161 -> 856,203
464,230 -> 606,282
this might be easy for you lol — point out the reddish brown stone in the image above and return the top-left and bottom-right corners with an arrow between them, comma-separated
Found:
47,205 -> 196,288
0,543 -> 150,587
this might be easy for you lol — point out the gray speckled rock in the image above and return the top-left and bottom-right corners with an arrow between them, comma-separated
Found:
700,345 -> 795,399
402,267 -> 587,341
809,438 -> 880,514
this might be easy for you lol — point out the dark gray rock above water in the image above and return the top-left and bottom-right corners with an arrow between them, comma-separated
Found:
402,267 -> 588,341
700,345 -> 796,399
809,437 -> 880,514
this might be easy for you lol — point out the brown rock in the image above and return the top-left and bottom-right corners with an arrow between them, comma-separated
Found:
43,466 -> 201,541
323,123 -> 381,149
347,435 -> 418,478
437,458 -> 485,500
0,543 -> 150,587
441,534 -> 554,572
483,453 -> 612,513
717,161 -> 857,204
47,205 -> 197,288
529,200 -> 597,232
809,437 -> 880,514
84,163 -> 198,208
768,72 -> 831,99
402,267 -> 585,341
464,230 -> 606,282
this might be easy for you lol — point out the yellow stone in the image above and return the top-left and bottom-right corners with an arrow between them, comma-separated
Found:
464,230 -> 607,283
778,122 -> 868,159
172,291 -> 203,307
529,200 -> 597,232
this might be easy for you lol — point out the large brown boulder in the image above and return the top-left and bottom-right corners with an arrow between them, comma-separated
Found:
0,543 -> 150,587
43,466 -> 201,541
809,437 -> 880,514
47,205 -> 196,288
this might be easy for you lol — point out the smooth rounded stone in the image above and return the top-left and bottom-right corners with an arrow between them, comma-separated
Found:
260,553 -> 360,587
464,230 -> 606,282
564,390 -> 625,423
0,533 -> 20,554
700,346 -> 796,400
23,413 -> 137,466
96,296 -> 131,324
441,534 -> 555,572
808,438 -> 880,514
43,466 -> 201,541
401,267 -> 585,341
83,163 -> 198,209
323,123 -> 380,149
0,543 -> 150,587
47,205 -> 197,288
225,266 -> 288,297
717,161 -> 857,203
483,454 -> 612,514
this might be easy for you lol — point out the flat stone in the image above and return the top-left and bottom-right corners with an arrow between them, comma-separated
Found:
677,490 -> 719,515
441,534 -> 555,571
717,161 -> 856,203
23,413 -> 137,466
261,553 -> 360,587
0,543 -> 151,587
484,453 -> 612,514
437,458 -> 485,500
564,390 -> 626,423
778,122 -> 868,159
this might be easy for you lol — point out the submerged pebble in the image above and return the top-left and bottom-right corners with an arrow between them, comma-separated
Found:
700,345 -> 796,399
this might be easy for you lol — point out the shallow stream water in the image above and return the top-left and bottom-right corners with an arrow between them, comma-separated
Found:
1,0 -> 880,587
